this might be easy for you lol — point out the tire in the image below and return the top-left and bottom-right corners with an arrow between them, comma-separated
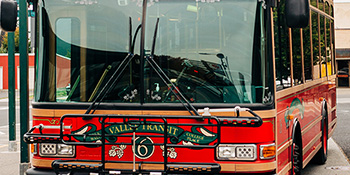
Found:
314,116 -> 328,164
291,132 -> 303,175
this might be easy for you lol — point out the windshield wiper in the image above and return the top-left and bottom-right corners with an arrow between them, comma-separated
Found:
146,18 -> 200,116
85,53 -> 135,115
85,17 -> 139,115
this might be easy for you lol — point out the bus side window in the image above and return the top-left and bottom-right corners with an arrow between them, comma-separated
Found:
292,28 -> 303,85
320,15 -> 326,78
311,0 -> 317,7
319,0 -> 324,11
311,11 -> 320,79
274,1 -> 292,91
326,17 -> 332,76
303,18 -> 312,82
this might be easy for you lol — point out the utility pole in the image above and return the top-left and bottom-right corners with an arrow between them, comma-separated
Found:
8,31 -> 16,152
19,0 -> 30,174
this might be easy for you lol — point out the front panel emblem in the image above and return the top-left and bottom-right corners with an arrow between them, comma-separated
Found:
160,145 -> 177,159
109,145 -> 127,158
133,137 -> 155,159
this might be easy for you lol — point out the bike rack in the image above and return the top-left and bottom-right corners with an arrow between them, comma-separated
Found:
24,113 -> 262,174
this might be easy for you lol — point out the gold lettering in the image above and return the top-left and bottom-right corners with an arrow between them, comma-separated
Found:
172,128 -> 179,135
114,126 -> 120,133
119,125 -> 125,132
153,125 -> 159,131
167,126 -> 173,135
159,125 -> 164,132
124,125 -> 131,132
147,125 -> 152,130
109,128 -> 114,134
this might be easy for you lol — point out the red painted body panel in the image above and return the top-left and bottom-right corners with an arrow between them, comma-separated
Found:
276,81 -> 337,174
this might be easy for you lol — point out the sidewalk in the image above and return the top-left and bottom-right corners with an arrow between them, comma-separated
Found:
0,89 -> 34,102
303,138 -> 350,174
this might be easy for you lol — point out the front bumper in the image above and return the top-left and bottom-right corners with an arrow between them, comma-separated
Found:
29,158 -> 276,174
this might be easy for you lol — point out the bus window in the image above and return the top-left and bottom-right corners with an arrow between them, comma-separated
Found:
312,11 -> 320,79
292,28 -> 303,85
303,22 -> 312,81
319,0 -> 324,11
35,0 -> 144,102
331,5 -> 334,17
274,1 -> 292,90
36,7 -> 56,102
331,21 -> 336,75
144,0 -> 271,104
55,18 -> 80,102
325,2 -> 330,15
326,18 -> 331,76
311,0 -> 317,7
320,15 -> 326,78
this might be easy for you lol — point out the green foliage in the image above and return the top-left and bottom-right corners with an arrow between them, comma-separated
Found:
0,28 -> 31,53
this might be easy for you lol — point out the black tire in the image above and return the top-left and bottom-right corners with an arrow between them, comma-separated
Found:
291,132 -> 303,175
314,116 -> 328,164
291,122 -> 302,175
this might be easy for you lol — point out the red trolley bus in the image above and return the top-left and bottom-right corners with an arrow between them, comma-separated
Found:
19,0 -> 336,174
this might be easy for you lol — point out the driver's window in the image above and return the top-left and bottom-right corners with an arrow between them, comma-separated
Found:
55,18 -> 80,102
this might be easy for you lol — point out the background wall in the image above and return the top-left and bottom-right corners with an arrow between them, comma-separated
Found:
0,53 -> 35,90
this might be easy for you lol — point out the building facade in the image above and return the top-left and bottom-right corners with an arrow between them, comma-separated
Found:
335,1 -> 350,87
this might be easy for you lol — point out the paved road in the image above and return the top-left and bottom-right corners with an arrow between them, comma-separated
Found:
333,88 -> 350,160
0,90 -> 350,174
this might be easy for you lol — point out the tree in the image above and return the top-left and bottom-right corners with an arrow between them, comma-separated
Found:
0,28 -> 30,53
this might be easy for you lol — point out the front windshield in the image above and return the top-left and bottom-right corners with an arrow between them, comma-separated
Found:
35,0 -> 272,104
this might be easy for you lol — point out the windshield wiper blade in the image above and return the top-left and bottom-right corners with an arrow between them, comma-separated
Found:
85,53 -> 135,115
147,18 -> 199,116
85,17 -> 138,115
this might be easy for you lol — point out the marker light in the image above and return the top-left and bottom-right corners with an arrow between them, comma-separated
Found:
31,143 -> 37,154
260,144 -> 276,159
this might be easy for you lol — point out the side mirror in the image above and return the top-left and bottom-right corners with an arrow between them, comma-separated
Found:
285,0 -> 309,28
0,0 -> 17,32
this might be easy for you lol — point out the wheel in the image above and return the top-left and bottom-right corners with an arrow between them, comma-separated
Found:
291,136 -> 302,175
314,117 -> 328,164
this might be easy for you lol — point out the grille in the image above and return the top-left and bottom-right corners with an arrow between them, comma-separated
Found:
40,143 -> 57,155
236,146 -> 255,159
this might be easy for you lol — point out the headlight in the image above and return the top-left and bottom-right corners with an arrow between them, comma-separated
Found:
216,144 -> 257,161
218,146 -> 235,158
39,143 -> 75,157
57,144 -> 74,155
